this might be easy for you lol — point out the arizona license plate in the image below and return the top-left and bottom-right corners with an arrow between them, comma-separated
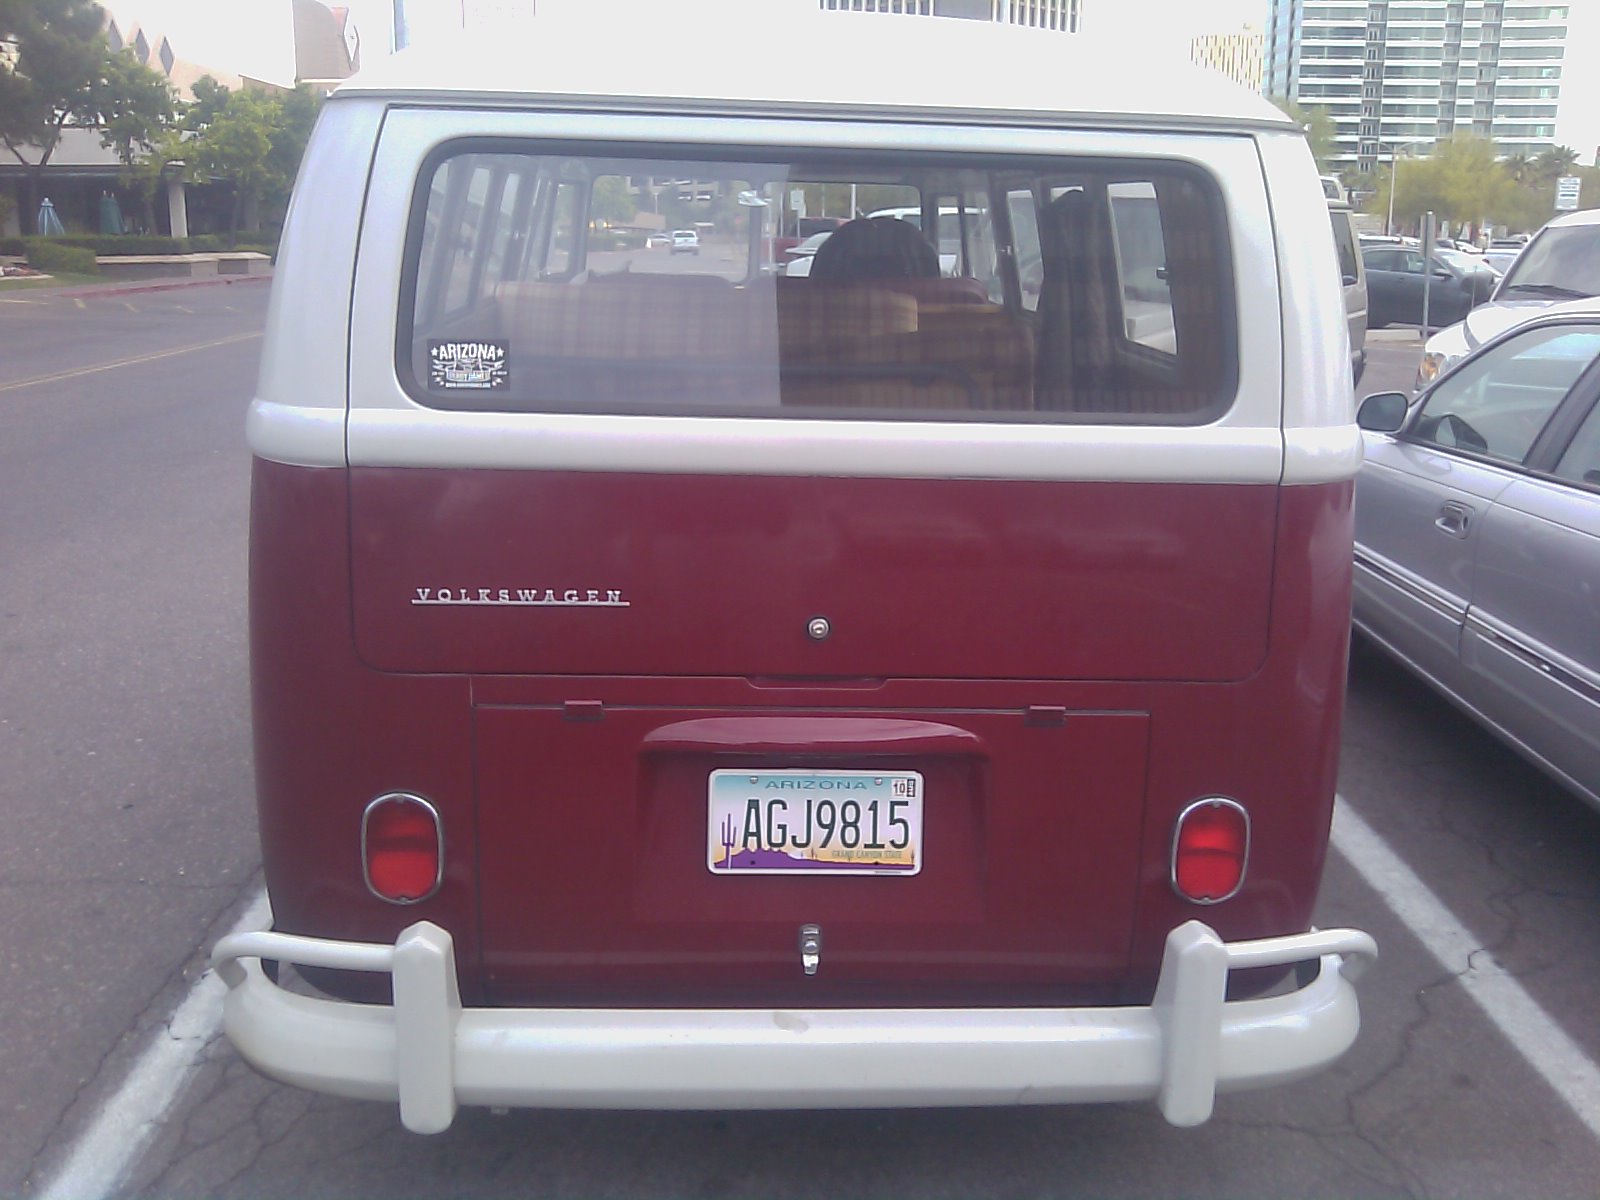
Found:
707,769 -> 923,876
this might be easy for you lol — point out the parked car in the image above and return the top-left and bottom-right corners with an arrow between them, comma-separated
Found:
1418,207 -> 1600,389
1354,307 -> 1600,810
670,229 -> 700,254
782,229 -> 832,276
1361,244 -> 1495,328
1330,200 -> 1368,383
212,10 -> 1374,1135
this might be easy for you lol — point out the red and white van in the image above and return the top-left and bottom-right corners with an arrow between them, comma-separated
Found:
214,7 -> 1375,1133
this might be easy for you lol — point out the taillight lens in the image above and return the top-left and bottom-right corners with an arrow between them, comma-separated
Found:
1171,798 -> 1249,904
362,793 -> 442,903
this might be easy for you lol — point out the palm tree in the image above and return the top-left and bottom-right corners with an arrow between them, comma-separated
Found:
1533,146 -> 1580,183
1504,154 -> 1532,185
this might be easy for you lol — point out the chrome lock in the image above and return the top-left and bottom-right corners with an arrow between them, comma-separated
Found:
799,923 -> 822,976
807,616 -> 831,641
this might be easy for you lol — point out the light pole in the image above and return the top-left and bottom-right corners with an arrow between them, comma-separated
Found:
1383,139 -> 1429,237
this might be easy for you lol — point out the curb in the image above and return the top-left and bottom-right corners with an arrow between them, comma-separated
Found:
54,273 -> 274,299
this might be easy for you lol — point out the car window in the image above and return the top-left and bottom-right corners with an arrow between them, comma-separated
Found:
403,145 -> 1237,424
1553,396 -> 1600,489
1363,248 -> 1397,271
1330,211 -> 1359,283
1402,251 -> 1427,275
1410,324 -> 1600,463
1500,225 -> 1600,298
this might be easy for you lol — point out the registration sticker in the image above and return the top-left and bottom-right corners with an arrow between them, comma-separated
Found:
707,769 -> 922,876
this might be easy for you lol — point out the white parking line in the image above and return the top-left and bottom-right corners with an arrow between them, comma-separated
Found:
1333,800 -> 1600,1142
35,891 -> 270,1200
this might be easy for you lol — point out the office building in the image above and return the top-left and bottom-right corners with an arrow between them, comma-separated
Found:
1192,25 -> 1266,91
1265,1 -> 1568,173
819,0 -> 1082,33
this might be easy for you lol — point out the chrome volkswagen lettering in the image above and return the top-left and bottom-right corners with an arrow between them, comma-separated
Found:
412,586 -> 628,607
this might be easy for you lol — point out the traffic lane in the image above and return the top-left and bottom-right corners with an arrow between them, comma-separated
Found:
0,322 -> 261,1194
118,836 -> 1600,1200
0,281 -> 270,391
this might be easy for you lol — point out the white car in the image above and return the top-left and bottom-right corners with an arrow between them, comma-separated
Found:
782,230 -> 832,277
669,229 -> 699,255
1418,207 -> 1600,389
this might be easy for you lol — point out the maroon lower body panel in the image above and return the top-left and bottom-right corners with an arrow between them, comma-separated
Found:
249,457 -> 1352,1008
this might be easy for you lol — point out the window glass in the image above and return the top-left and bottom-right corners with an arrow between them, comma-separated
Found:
1330,211 -> 1359,282
1107,182 -> 1173,354
1499,225 -> 1600,299
1411,325 -> 1600,462
1553,399 -> 1600,488
1006,188 -> 1043,311
403,146 -> 1235,424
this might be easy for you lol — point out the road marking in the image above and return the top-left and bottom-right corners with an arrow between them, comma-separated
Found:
35,890 -> 271,1200
0,331 -> 261,394
1333,800 -> 1600,1142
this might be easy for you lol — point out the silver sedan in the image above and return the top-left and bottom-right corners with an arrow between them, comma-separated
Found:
1353,307 -> 1600,810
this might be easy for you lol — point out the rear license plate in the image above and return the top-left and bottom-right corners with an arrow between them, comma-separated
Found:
707,769 -> 923,876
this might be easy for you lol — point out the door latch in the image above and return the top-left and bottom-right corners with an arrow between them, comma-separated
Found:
799,924 -> 822,976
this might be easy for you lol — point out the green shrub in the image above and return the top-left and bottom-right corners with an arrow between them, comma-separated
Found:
11,234 -> 186,255
25,239 -> 99,275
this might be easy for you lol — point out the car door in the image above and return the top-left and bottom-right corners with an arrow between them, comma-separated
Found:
1362,248 -> 1400,325
1460,326 -> 1600,806
1354,322 -> 1596,694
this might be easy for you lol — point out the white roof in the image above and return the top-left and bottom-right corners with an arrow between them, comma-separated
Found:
337,1 -> 1294,134
1547,207 -> 1600,227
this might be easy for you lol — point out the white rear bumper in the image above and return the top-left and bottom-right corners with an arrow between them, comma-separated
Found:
212,919 -> 1375,1134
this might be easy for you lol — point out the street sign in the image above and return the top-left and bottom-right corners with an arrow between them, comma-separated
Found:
1556,176 -> 1582,212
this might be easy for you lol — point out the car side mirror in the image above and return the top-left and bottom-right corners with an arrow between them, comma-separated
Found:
1357,391 -> 1409,433
1433,268 -> 1453,279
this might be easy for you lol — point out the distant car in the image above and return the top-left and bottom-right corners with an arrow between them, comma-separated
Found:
1361,244 -> 1496,328
1481,248 -> 1521,276
1330,201 -> 1368,383
1418,207 -> 1600,389
670,229 -> 700,255
1353,306 -> 1600,811
782,230 -> 833,277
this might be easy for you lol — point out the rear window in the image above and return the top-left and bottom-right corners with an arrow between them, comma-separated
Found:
400,143 -> 1237,424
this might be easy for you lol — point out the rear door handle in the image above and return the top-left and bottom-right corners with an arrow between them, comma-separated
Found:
1434,500 -> 1473,538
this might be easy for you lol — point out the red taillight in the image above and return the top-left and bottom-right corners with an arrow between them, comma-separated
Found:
362,793 -> 442,903
1171,798 -> 1249,904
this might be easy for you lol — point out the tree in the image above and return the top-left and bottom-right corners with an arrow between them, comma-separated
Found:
1532,145 -> 1579,184
188,88 -> 277,242
185,83 -> 322,242
1370,136 -> 1512,238
1,0 -> 174,233
1267,97 -> 1338,172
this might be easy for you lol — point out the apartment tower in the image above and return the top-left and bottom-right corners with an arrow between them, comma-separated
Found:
1265,1 -> 1568,173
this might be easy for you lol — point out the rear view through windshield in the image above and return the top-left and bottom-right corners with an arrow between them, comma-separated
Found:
402,145 -> 1237,424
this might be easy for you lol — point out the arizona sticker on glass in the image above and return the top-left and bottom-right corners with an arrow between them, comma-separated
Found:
428,339 -> 508,390
707,769 -> 922,876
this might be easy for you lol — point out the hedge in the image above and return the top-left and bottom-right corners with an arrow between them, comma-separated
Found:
25,240 -> 98,275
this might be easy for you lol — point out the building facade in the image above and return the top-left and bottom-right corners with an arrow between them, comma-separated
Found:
1265,1 -> 1568,173
819,0 -> 1082,33
1192,25 -> 1266,92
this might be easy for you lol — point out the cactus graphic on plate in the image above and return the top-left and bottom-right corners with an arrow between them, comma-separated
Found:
718,813 -> 737,868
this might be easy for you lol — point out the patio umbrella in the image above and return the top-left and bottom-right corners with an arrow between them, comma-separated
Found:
98,191 -> 125,235
37,197 -> 65,236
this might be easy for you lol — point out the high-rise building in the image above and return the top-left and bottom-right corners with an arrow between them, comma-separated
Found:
819,0 -> 1082,33
1265,1 -> 1568,173
1192,25 -> 1265,92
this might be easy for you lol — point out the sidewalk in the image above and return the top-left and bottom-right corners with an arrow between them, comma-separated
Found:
1367,327 -> 1424,345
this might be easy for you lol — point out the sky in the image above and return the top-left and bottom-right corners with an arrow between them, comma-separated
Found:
104,0 -> 1598,164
